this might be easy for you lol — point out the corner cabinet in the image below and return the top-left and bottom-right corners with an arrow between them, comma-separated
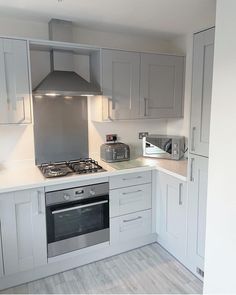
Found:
140,53 -> 184,118
0,38 -> 31,124
91,49 -> 185,121
0,188 -> 47,276
190,28 -> 215,157
187,154 -> 208,277
157,172 -> 188,264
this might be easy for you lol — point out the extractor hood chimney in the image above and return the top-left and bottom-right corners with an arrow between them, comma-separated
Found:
33,19 -> 102,97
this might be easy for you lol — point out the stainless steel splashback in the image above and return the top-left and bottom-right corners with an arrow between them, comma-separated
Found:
33,95 -> 88,164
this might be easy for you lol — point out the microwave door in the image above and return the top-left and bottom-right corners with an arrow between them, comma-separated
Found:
145,140 -> 167,155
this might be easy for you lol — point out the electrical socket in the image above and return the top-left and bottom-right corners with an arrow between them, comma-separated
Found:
139,132 -> 149,139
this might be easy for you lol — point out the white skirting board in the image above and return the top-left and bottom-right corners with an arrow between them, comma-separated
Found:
0,234 -> 157,291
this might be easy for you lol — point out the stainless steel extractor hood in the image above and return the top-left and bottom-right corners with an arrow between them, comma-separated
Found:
33,19 -> 102,97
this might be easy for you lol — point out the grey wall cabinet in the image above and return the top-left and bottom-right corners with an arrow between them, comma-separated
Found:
140,53 -> 184,119
99,49 -> 185,121
0,38 -> 31,124
190,28 -> 215,157
188,155 -> 208,276
102,49 -> 140,120
0,188 -> 47,276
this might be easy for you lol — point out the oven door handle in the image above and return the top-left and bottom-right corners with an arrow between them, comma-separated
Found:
51,200 -> 108,215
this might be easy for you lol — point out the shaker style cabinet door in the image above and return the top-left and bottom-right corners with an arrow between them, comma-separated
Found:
188,155 -> 208,276
0,188 -> 47,276
0,38 -> 31,124
140,53 -> 184,119
190,28 -> 215,157
157,172 -> 188,263
102,49 -> 140,120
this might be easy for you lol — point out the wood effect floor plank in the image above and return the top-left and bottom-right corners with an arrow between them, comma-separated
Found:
1,243 -> 203,294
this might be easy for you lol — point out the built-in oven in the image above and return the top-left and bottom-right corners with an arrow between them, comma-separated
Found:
46,182 -> 109,258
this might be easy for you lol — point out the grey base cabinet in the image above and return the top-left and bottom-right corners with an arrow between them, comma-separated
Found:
157,172 -> 188,264
187,154 -> 208,278
190,28 -> 215,157
0,38 -> 31,124
140,53 -> 184,119
0,188 -> 47,276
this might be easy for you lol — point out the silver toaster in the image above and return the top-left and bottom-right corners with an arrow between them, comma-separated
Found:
100,142 -> 130,163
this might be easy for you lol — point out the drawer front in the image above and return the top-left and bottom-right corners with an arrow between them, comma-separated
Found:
110,183 -> 152,217
110,171 -> 152,189
110,210 -> 152,244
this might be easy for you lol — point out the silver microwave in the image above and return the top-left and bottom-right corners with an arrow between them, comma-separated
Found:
143,135 -> 185,160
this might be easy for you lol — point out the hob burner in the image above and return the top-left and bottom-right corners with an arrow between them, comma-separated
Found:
39,159 -> 105,178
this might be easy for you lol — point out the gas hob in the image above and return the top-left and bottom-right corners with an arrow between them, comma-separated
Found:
39,159 -> 105,178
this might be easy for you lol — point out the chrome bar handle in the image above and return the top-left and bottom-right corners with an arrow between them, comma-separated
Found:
52,200 -> 108,215
122,176 -> 142,181
36,190 -> 43,215
122,190 -> 142,195
179,183 -> 183,205
123,216 -> 142,223
191,127 -> 196,152
0,221 -> 5,276
144,98 -> 148,116
190,158 -> 195,182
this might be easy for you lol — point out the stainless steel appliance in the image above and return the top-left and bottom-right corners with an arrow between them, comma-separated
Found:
100,142 -> 130,163
39,158 -> 105,178
33,19 -> 102,97
143,135 -> 185,160
46,182 -> 109,258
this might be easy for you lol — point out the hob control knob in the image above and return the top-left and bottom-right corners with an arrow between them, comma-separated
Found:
90,190 -> 95,196
63,194 -> 70,201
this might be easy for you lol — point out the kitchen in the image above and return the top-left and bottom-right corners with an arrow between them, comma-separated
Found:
0,0 -> 235,294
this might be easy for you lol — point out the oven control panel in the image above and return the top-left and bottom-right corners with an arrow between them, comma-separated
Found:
46,182 -> 109,205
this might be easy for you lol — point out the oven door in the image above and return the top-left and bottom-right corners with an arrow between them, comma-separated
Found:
46,196 -> 109,258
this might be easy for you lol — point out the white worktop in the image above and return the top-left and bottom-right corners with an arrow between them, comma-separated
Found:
0,157 -> 187,194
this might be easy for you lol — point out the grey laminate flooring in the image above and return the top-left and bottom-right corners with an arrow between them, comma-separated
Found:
1,243 -> 203,294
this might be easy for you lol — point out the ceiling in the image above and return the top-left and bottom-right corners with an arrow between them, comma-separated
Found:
0,0 -> 216,38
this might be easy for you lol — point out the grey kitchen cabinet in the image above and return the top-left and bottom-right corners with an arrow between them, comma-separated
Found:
157,172 -> 188,264
187,154 -> 208,278
140,53 -> 184,119
0,188 -> 47,276
190,28 -> 215,157
0,38 -> 31,124
102,49 -> 140,120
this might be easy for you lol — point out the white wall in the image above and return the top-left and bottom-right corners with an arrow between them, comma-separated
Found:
167,34 -> 193,140
0,16 -> 183,164
204,0 -> 236,292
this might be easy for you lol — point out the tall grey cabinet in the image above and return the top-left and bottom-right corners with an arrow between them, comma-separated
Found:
0,38 -> 31,124
188,27 -> 215,280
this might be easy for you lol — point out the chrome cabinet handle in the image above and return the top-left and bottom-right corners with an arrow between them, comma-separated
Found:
190,158 -> 195,182
123,216 -> 142,223
191,127 -> 196,151
144,98 -> 148,116
36,190 -> 43,215
107,97 -> 112,121
122,189 -> 142,195
179,183 -> 183,205
122,176 -> 142,181
52,200 -> 108,215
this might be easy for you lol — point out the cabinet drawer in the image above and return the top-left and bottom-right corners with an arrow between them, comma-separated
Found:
110,210 -> 152,244
110,171 -> 152,189
110,183 -> 151,217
